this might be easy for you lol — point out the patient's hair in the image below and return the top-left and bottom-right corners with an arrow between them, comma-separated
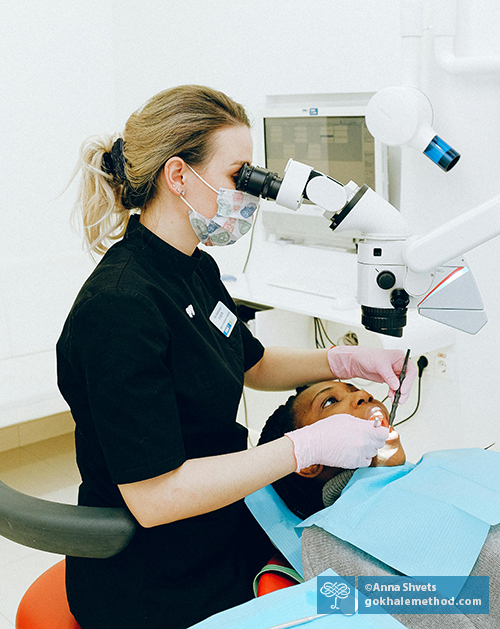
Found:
258,386 -> 325,519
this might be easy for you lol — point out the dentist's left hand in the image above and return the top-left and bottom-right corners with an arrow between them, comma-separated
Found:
327,346 -> 417,403
285,413 -> 389,472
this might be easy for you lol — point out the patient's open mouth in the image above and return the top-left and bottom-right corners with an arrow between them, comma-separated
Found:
364,404 -> 389,427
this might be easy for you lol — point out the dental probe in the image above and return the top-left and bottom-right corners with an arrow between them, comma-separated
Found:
264,613 -> 327,629
388,349 -> 411,429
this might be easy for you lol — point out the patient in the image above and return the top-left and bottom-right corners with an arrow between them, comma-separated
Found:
258,381 -> 500,629
258,380 -> 405,518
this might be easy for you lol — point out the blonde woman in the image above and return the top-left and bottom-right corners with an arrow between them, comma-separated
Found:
57,84 -> 415,628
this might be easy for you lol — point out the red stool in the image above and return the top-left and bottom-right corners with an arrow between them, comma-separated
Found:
16,560 -> 81,629
256,554 -> 302,597
17,554 -> 299,626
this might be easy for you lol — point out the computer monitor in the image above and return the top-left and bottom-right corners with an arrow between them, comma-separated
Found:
258,106 -> 388,250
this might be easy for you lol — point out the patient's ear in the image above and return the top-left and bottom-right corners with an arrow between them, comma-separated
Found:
297,464 -> 324,478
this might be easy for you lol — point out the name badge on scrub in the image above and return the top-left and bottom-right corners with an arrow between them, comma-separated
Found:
210,301 -> 237,337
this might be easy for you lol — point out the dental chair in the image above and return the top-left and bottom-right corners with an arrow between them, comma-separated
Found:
0,479 -> 136,628
0,480 -> 294,629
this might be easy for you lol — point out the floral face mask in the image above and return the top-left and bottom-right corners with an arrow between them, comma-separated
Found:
180,165 -> 260,247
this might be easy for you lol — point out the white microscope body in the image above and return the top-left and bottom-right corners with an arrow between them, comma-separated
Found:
237,159 -> 493,338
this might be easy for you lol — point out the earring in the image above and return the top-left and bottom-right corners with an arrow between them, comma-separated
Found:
180,190 -> 185,196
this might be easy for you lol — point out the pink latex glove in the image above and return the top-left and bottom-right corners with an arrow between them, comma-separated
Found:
327,346 -> 417,403
285,414 -> 389,472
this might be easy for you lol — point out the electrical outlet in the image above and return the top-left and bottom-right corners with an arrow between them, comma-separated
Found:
423,348 -> 453,381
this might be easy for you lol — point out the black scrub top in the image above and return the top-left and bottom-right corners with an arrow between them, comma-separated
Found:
56,215 -> 274,629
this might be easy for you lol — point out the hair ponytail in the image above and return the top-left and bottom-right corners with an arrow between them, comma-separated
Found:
71,85 -> 250,256
70,134 -> 132,256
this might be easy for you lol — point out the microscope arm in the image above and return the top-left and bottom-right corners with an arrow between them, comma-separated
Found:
403,191 -> 500,273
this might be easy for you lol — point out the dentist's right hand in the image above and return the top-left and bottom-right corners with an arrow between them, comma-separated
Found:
285,414 -> 389,472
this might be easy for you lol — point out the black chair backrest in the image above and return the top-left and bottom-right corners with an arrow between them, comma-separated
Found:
0,480 -> 136,558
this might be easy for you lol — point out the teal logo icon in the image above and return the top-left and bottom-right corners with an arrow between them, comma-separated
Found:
317,576 -> 355,615
321,581 -> 351,610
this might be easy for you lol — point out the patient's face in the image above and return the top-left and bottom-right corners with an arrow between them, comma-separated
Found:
293,380 -> 405,474
293,380 -> 389,427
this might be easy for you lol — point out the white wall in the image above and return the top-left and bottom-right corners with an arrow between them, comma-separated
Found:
1,0 -> 116,258
0,1 -> 115,424
111,0 -> 402,124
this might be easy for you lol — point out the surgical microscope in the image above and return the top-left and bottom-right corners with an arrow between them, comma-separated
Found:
236,154 -> 496,338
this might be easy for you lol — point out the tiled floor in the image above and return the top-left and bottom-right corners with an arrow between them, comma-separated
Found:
0,433 -> 80,627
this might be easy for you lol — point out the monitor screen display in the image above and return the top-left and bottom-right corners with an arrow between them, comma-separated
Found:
264,116 -> 376,189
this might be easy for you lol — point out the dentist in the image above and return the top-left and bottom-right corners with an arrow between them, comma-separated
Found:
57,84 -> 416,629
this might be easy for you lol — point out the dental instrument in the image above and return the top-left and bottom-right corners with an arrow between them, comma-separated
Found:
264,613 -> 327,629
388,350 -> 411,428
365,405 -> 386,428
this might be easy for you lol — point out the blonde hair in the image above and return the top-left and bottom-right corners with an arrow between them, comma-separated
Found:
71,85 -> 250,255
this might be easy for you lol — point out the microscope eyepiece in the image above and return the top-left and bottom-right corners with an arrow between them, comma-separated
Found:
236,164 -> 282,200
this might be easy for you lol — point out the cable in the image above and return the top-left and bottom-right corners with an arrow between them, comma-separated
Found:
314,319 -> 358,349
242,205 -> 261,274
314,318 -> 325,348
314,318 -> 330,348
394,355 -> 428,427
318,319 -> 336,346
394,376 -> 422,427
339,331 -> 359,346
242,388 -> 256,448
